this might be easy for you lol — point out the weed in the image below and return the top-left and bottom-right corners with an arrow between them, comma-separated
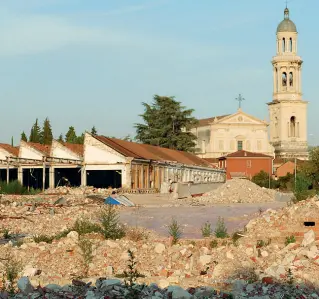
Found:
78,237 -> 93,277
232,231 -> 243,246
168,218 -> 182,245
214,217 -> 229,239
2,229 -> 10,239
122,249 -> 145,299
99,205 -> 126,240
2,253 -> 22,294
258,207 -> 263,215
256,239 -> 271,248
210,239 -> 218,248
33,234 -> 54,244
201,221 -> 212,238
72,217 -> 101,235
286,268 -> 294,285
285,235 -> 296,246
125,227 -> 149,242
0,180 -> 40,195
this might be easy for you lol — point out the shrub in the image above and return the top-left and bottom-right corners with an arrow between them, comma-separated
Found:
78,237 -> 93,277
125,227 -> 149,242
232,231 -> 243,246
168,218 -> 182,245
293,173 -> 314,203
210,239 -> 218,248
0,180 -> 40,195
285,235 -> 296,246
2,229 -> 10,239
99,205 -> 126,240
252,171 -> 279,189
201,221 -> 212,238
2,253 -> 22,294
214,217 -> 228,239
72,217 -> 101,235
33,234 -> 55,244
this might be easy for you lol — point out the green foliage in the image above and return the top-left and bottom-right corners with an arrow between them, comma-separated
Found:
11,137 -> 13,147
78,237 -> 93,277
91,126 -> 97,135
33,234 -> 55,244
2,229 -> 10,239
58,134 -> 64,142
99,205 -> 126,240
76,133 -> 85,144
29,118 -> 41,143
201,221 -> 212,238
210,239 -> 218,248
40,117 -> 53,145
65,126 -> 78,143
2,253 -> 22,294
72,217 -> 101,235
0,180 -> 40,195
293,172 -> 314,203
120,249 -> 146,299
168,217 -> 182,245
256,239 -> 271,248
135,95 -> 198,152
285,235 -> 296,246
252,170 -> 278,189
20,131 -> 27,142
214,217 -> 228,239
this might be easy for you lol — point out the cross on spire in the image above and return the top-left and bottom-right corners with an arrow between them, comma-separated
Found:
235,94 -> 245,110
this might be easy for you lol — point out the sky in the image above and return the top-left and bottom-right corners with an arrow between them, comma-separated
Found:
1,0 -> 318,145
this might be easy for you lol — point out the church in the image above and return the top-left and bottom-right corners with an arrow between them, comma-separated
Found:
191,7 -> 309,161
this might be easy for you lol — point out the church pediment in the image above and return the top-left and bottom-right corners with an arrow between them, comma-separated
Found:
214,110 -> 268,126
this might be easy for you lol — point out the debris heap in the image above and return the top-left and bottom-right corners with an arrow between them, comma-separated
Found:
199,178 -> 277,204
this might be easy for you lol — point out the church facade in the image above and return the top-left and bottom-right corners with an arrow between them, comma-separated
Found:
191,7 -> 308,161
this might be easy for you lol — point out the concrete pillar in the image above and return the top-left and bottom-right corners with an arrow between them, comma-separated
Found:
42,161 -> 46,191
81,165 -> 87,187
18,167 -> 23,185
6,157 -> 9,184
49,167 -> 55,188
123,163 -> 131,189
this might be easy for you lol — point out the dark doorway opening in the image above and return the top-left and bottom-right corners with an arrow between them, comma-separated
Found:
23,168 -> 49,190
55,168 -> 81,187
0,169 -> 18,182
87,170 -> 122,188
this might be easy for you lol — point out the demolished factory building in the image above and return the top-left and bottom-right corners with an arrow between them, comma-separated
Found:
0,133 -> 225,190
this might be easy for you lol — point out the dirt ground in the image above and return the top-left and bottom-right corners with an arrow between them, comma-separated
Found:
118,194 -> 289,238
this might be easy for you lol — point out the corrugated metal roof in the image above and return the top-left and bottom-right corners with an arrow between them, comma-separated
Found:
0,144 -> 19,156
95,135 -> 212,167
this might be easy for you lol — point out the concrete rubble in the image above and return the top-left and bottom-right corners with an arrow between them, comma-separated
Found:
198,179 -> 278,204
0,193 -> 319,297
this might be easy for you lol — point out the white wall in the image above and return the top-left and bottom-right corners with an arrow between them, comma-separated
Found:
19,143 -> 43,160
51,140 -> 81,160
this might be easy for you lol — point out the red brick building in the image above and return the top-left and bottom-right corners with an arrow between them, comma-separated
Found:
218,150 -> 273,180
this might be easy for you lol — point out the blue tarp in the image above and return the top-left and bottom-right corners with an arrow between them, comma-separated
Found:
104,196 -> 121,205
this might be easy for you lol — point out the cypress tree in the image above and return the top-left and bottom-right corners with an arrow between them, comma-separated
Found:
65,126 -> 77,143
58,134 -> 64,142
21,131 -> 27,142
29,119 -> 41,143
91,126 -> 97,135
40,117 -> 53,144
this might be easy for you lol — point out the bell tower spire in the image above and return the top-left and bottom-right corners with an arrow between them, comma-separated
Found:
267,7 -> 308,160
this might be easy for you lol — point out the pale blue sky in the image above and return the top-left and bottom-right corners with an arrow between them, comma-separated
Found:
1,0 -> 318,145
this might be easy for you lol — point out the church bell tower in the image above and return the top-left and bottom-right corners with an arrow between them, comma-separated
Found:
268,7 -> 308,160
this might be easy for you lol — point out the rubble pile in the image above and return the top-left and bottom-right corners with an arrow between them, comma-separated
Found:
199,179 -> 277,203
3,276 -> 319,298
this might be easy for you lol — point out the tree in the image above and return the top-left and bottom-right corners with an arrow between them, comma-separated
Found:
65,126 -> 77,143
252,170 -> 279,189
76,133 -> 84,144
21,132 -> 27,142
40,117 -> 53,145
11,137 -> 13,146
135,95 -> 198,152
29,119 -> 41,143
58,134 -> 64,142
91,126 -> 97,135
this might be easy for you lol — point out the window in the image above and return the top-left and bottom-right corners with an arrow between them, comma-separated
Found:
289,72 -> 293,87
282,72 -> 287,87
282,38 -> 286,52
246,160 -> 251,168
237,141 -> 243,151
289,38 -> 293,52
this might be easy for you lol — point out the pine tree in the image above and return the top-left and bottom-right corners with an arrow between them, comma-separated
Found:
91,126 -> 97,135
11,137 -> 13,146
65,126 -> 77,143
58,134 -> 64,142
76,133 -> 85,144
135,95 -> 198,152
21,131 -> 27,142
40,117 -> 53,145
29,119 -> 41,143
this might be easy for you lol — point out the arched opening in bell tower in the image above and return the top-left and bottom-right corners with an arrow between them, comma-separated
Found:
289,72 -> 293,87
282,72 -> 287,87
290,116 -> 296,137
289,38 -> 293,52
282,38 -> 286,52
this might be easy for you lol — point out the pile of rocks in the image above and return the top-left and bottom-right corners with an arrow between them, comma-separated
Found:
199,179 -> 277,204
